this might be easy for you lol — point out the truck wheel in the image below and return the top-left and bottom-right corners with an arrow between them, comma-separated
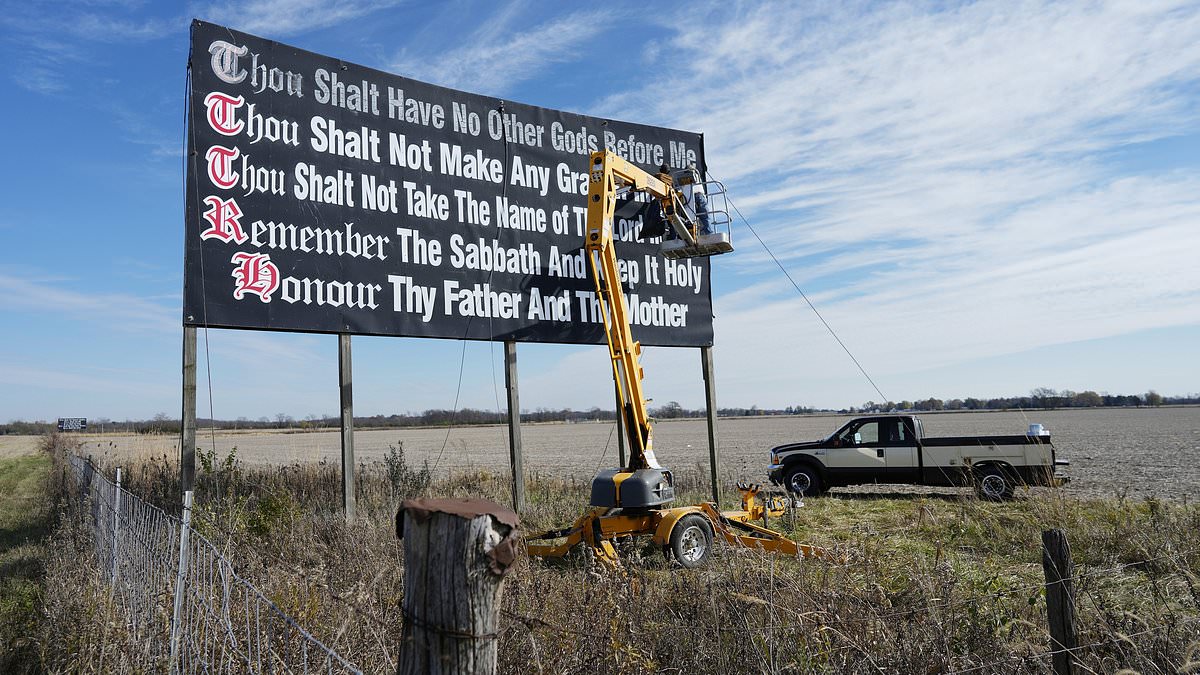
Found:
668,514 -> 713,568
975,466 -> 1014,501
784,465 -> 823,497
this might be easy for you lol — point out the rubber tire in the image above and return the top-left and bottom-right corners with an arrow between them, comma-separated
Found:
975,465 -> 1015,501
668,514 -> 714,569
784,464 -> 824,497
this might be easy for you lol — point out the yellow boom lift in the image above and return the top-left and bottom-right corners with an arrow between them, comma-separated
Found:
526,151 -> 822,568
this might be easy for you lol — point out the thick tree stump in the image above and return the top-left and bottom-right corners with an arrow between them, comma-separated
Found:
396,498 -> 519,675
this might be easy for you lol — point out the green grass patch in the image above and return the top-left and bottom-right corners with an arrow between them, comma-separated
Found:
0,452 -> 53,674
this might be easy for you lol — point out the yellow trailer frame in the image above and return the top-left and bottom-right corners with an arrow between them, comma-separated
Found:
526,483 -> 824,566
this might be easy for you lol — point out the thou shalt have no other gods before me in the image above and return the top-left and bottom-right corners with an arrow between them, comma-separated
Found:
185,21 -> 715,347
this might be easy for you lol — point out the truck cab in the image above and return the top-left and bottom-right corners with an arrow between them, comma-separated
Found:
823,415 -> 922,484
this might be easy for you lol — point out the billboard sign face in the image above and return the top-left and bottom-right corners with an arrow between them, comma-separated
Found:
185,20 -> 714,346
58,418 -> 87,431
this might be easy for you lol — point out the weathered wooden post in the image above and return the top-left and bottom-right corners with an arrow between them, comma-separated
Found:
180,326 -> 197,494
701,346 -> 722,505
1042,528 -> 1077,675
338,334 -> 356,520
503,341 -> 525,513
396,498 -> 520,675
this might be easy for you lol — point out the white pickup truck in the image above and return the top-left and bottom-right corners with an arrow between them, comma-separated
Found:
766,415 -> 1069,500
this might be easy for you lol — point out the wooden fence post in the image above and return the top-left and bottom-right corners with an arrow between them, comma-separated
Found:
181,326 -> 196,494
396,498 -> 520,675
1042,528 -> 1077,675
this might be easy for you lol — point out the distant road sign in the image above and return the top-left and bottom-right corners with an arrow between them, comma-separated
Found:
58,417 -> 87,431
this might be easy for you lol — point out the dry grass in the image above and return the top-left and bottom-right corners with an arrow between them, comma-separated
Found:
28,437 -> 1200,673
0,435 -> 44,460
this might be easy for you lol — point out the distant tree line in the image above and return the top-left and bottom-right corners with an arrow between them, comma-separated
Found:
2,389 -> 1194,435
847,388 -> 1191,414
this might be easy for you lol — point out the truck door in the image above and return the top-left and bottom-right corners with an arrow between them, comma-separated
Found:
833,420 -> 887,481
880,418 -> 919,482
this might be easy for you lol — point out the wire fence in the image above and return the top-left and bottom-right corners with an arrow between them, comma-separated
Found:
67,454 -> 363,674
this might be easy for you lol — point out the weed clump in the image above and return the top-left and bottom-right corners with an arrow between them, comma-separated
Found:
383,442 -> 431,499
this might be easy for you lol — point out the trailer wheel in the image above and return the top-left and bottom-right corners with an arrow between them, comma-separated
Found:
784,464 -> 823,497
668,514 -> 713,568
975,466 -> 1015,501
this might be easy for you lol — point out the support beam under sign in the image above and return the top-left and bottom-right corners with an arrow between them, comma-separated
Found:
701,346 -> 721,506
504,341 -> 526,513
339,334 -> 355,520
180,326 -> 197,494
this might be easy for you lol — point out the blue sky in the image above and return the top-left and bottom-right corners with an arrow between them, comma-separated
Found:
1,0 -> 1198,422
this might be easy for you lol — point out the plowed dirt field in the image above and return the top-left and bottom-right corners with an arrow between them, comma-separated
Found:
25,406 -> 1200,499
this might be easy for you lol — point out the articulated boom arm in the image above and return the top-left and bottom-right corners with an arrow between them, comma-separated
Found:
584,151 -> 678,471
526,152 -> 825,568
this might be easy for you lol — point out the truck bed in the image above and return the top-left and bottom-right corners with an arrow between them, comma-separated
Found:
922,434 -> 1052,447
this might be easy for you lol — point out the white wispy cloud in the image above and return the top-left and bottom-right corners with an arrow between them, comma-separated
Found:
0,267 -> 329,369
3,34 -> 87,94
0,6 -> 177,42
387,5 -> 614,95
0,363 -> 174,399
2,0 -> 397,96
66,13 -> 178,41
196,0 -> 403,36
0,269 -> 333,419
561,0 -> 1200,406
0,269 -> 179,334
100,100 -> 185,159
11,67 -> 67,95
1,4 -> 177,94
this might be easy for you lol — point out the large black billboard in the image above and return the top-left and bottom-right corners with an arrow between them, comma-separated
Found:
184,20 -> 713,346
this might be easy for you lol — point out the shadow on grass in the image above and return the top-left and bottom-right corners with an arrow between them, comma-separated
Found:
821,490 -> 969,502
0,520 -> 54,552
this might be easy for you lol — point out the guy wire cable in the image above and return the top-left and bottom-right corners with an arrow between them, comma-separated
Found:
182,54 -> 220,461
487,106 -> 506,447
431,99 -> 511,474
707,169 -> 890,405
